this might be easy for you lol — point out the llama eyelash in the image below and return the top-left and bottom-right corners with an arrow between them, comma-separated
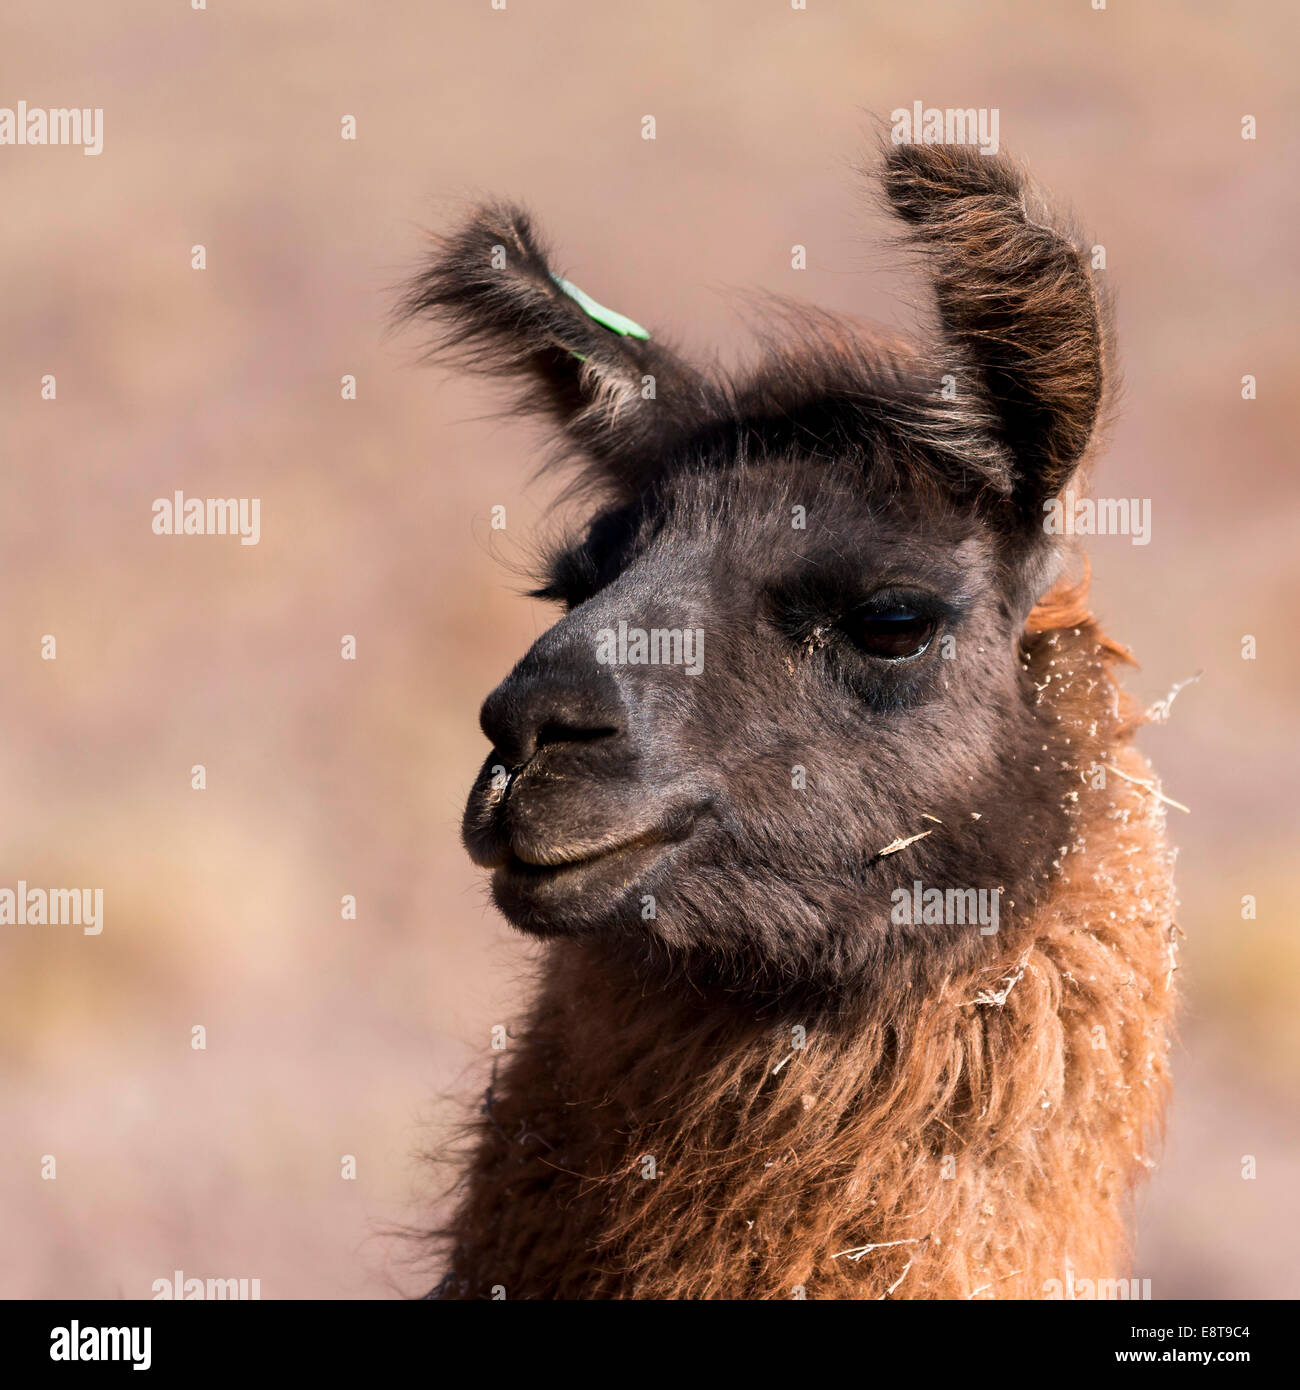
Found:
528,551 -> 599,607
772,584 -> 959,641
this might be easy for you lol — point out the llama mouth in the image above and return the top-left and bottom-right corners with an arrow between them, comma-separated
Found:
503,824 -> 668,874
487,801 -> 707,932
498,834 -> 667,884
491,835 -> 674,934
497,804 -> 701,882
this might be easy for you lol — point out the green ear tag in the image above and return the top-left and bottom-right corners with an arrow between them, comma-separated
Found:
551,274 -> 650,340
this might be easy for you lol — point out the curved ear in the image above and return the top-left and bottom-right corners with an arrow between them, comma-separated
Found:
880,143 -> 1107,514
398,203 -> 715,485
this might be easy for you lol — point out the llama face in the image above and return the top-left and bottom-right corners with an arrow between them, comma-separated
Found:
405,141 -> 1110,992
460,457 -> 1075,989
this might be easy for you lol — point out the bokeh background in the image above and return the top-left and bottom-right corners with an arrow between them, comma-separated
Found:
2,0 -> 1296,1299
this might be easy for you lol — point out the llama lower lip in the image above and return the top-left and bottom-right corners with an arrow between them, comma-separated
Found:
506,821 -> 668,871
483,798 -> 710,935
490,820 -> 696,933
500,834 -> 665,880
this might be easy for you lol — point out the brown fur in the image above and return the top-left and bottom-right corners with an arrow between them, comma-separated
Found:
432,599 -> 1176,1299
407,139 -> 1178,1300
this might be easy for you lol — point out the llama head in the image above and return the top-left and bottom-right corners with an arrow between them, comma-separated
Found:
403,142 -> 1115,997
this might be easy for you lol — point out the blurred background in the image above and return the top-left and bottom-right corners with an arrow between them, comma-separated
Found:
1,0 -> 1295,1298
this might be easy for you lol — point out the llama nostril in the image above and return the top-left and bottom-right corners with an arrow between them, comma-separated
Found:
534,720 -> 620,751
479,673 -> 627,767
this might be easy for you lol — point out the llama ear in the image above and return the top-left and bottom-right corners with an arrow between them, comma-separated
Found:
880,143 -> 1107,514
398,202 -> 713,481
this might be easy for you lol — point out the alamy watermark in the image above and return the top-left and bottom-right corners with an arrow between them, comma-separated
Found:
0,881 -> 102,935
596,620 -> 704,676
50,1323 -> 149,1370
1043,490 -> 1151,546
1,102 -> 103,156
890,879 -> 1000,935
151,1269 -> 261,1300
1043,1271 -> 1152,1300
891,102 -> 1000,156
152,491 -> 261,545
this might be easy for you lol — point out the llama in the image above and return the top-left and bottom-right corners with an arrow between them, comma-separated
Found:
403,141 -> 1178,1300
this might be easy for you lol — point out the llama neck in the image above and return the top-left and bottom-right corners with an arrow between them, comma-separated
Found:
440,755 -> 1175,1302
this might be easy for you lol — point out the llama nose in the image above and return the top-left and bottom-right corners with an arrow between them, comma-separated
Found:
479,672 -> 626,768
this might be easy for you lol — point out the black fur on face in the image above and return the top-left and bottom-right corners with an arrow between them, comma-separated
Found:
401,141 -> 1114,997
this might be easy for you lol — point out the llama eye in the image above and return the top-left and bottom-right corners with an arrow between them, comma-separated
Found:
843,606 -> 937,660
